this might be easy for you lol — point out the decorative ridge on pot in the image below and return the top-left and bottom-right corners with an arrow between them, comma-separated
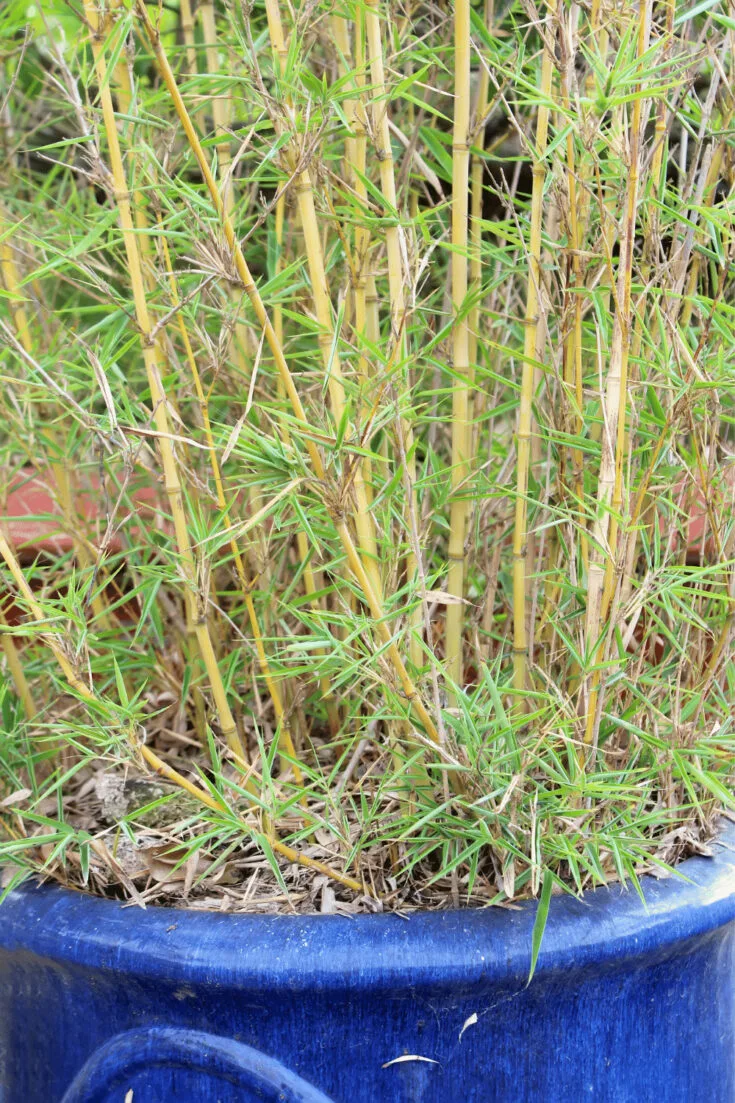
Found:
2,824 -> 735,1101
2,821 -> 734,995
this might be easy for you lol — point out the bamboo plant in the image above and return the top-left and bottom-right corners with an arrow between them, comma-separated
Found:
0,0 -> 733,915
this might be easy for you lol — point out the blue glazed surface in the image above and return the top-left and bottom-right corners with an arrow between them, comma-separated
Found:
1,823 -> 734,1102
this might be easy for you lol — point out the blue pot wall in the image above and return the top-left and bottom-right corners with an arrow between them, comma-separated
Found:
1,824 -> 735,1103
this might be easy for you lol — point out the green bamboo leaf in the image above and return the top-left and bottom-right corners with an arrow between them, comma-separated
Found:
528,869 -> 554,985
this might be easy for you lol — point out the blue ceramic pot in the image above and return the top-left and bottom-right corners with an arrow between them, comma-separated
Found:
1,823 -> 734,1103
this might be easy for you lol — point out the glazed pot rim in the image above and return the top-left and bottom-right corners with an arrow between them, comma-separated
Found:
1,821 -> 734,992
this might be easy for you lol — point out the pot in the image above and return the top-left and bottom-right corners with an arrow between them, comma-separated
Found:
2,469 -> 165,560
1,823 -> 734,1102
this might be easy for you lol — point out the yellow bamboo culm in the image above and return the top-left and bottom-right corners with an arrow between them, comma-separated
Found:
364,0 -> 423,670
445,0 -> 472,693
134,0 -> 444,752
109,21 -> 210,741
467,0 -> 493,422
560,3 -> 587,574
179,0 -> 198,77
511,0 -> 556,696
0,533 -> 94,703
263,0 -> 381,602
0,208 -> 111,633
0,201 -> 111,642
199,1 -> 234,215
583,0 -> 652,747
332,4 -> 378,514
259,1 -> 347,736
84,0 -> 247,766
199,1 -> 276,587
607,0 -> 675,614
352,4 -> 372,367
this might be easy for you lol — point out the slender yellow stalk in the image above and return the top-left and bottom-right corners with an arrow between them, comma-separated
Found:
0,226 -> 33,353
364,0 -> 422,668
603,0 -> 674,618
134,0 -> 443,752
138,744 -> 369,894
331,10 -> 358,187
467,0 -> 492,402
512,0 -> 556,695
263,0 -> 381,600
559,4 -> 587,573
272,201 -> 340,737
179,0 -> 197,77
258,3 -> 348,735
0,606 -> 36,719
583,0 -> 652,746
332,4 -> 377,514
351,6 -> 375,446
85,0 -> 246,764
111,29 -> 208,739
445,0 -> 472,692
0,532 -> 93,701
0,216 -> 42,717
199,1 -> 234,215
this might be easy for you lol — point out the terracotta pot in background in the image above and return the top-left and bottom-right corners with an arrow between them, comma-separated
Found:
1,468 -> 166,560
0,468 -> 167,628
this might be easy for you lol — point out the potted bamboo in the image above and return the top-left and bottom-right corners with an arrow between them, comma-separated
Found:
1,0 -> 734,1100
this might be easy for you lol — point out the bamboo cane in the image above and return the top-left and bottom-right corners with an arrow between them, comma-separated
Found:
511,0 -> 556,696
0,212 -> 112,633
445,0 -> 472,692
0,606 -> 36,720
364,0 -> 423,669
258,1 -> 350,735
110,27 -> 211,742
583,0 -> 652,748
560,4 -> 587,574
605,0 -> 675,617
467,0 -> 493,410
262,0 -> 381,602
179,0 -> 198,77
199,1 -> 235,215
